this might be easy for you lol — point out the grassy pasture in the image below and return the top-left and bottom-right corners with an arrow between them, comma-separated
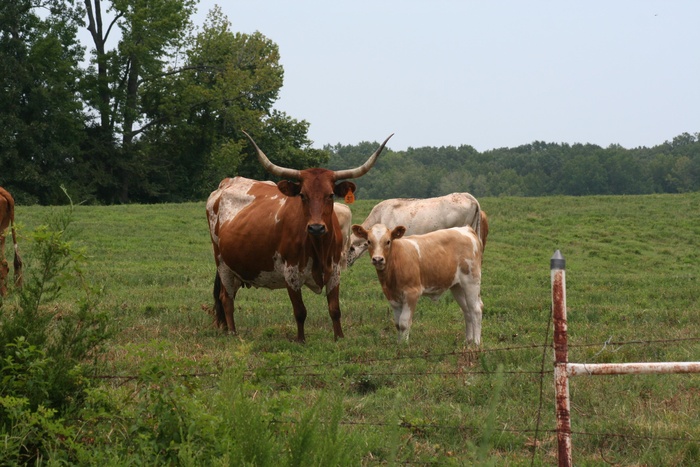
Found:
5,192 -> 700,465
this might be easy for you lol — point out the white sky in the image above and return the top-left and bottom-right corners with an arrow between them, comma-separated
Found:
194,1 -> 699,152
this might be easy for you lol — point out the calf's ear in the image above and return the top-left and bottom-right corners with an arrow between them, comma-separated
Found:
391,226 -> 407,239
351,224 -> 368,239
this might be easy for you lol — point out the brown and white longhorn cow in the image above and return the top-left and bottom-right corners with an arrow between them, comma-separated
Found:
207,132 -> 392,342
351,223 -> 483,344
0,187 -> 23,297
347,193 -> 488,266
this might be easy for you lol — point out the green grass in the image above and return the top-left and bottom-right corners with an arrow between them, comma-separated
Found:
3,193 -> 700,465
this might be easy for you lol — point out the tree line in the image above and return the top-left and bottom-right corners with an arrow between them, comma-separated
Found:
2,1 -> 698,205
327,132 -> 700,199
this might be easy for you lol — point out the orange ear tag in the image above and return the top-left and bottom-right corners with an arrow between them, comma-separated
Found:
344,190 -> 355,204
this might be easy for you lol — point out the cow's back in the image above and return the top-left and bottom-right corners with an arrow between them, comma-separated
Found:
389,226 -> 481,298
366,193 -> 480,236
208,176 -> 344,292
208,177 -> 295,288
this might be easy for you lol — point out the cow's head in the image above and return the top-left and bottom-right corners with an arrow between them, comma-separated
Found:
244,131 -> 393,237
351,224 -> 406,271
346,233 -> 368,267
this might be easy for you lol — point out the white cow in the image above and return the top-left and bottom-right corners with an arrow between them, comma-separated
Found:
351,223 -> 484,344
346,193 -> 487,266
333,203 -> 352,268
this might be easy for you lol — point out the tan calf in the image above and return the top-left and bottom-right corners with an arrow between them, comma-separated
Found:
352,223 -> 483,344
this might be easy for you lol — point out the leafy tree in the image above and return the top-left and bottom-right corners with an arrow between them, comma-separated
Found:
602,145 -> 651,195
138,7 -> 325,201
0,0 -> 86,204
80,0 -> 196,202
648,152 -> 677,193
437,170 -> 476,196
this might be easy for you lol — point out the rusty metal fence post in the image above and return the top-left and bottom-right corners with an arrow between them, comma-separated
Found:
551,250 -> 572,467
550,250 -> 700,466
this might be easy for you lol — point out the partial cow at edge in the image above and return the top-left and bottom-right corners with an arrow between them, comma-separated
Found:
207,132 -> 392,342
347,193 -> 489,267
0,187 -> 23,297
352,223 -> 484,345
333,202 -> 353,269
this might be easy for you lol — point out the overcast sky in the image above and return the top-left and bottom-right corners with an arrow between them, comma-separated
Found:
192,1 -> 699,152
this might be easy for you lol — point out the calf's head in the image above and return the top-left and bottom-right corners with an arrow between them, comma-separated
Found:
351,224 -> 406,271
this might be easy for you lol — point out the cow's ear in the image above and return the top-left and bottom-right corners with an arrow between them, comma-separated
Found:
391,226 -> 406,239
351,224 -> 368,239
277,180 -> 301,197
334,181 -> 356,198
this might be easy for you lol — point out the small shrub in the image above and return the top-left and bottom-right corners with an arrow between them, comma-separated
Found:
0,195 -> 110,464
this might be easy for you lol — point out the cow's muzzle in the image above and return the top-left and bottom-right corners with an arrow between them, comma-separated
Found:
307,224 -> 327,236
371,256 -> 386,270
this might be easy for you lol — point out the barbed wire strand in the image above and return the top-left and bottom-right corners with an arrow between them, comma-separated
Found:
88,336 -> 700,381
268,419 -> 695,443
260,336 -> 700,372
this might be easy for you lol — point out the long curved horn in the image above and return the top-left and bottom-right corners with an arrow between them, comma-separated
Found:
242,130 -> 301,180
333,133 -> 394,180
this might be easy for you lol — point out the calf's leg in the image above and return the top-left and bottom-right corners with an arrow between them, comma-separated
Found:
451,282 -> 483,345
393,293 -> 418,342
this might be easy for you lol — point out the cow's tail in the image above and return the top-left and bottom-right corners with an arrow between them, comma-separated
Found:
469,197 -> 488,253
11,218 -> 22,288
479,210 -> 489,251
212,271 -> 226,328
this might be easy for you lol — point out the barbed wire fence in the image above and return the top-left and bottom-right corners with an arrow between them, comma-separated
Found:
88,332 -> 700,463
82,251 -> 700,464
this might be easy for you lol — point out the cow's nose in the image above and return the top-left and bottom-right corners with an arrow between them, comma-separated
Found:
308,224 -> 326,236
371,256 -> 385,268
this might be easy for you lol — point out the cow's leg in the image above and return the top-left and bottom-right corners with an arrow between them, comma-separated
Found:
451,282 -> 483,345
219,281 -> 239,334
326,285 -> 344,340
215,267 -> 241,334
11,224 -> 22,288
0,233 -> 7,297
286,287 -> 308,343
